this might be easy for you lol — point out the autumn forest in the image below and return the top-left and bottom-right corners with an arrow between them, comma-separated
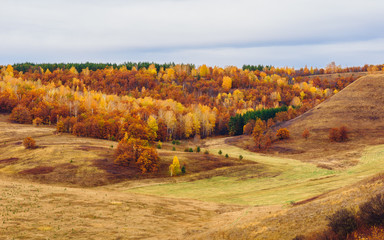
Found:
0,62 -> 380,173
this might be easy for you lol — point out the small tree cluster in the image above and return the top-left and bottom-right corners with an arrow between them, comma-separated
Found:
10,105 -> 32,124
114,136 -> 159,173
312,193 -> 384,239
329,126 -> 348,142
359,193 -> 384,226
23,137 -> 36,149
327,208 -> 357,238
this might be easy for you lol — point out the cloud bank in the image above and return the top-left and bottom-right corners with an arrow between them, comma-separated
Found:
1,0 -> 383,68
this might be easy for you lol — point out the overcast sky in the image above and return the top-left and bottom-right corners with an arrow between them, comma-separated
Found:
1,0 -> 384,68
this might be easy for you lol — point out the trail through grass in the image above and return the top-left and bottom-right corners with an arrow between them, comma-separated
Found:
128,138 -> 384,205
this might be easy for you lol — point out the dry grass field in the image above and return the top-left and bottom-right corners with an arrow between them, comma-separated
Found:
2,74 -> 384,239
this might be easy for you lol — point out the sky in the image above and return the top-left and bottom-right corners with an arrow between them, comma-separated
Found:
1,0 -> 384,68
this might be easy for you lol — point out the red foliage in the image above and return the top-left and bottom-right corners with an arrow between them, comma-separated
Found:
10,105 -> 32,124
329,126 -> 349,142
302,128 -> 310,140
23,137 -> 36,149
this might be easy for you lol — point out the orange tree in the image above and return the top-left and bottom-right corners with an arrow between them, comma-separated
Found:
276,128 -> 290,140
114,135 -> 159,173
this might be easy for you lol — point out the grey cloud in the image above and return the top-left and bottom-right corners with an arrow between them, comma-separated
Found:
0,0 -> 383,67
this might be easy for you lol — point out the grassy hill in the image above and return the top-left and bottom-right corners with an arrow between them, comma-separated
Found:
256,73 -> 384,169
286,73 -> 384,136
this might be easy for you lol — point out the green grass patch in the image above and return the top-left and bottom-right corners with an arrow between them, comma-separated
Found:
128,143 -> 384,206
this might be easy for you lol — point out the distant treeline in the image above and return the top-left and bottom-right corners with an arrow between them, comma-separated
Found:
12,62 -> 195,73
242,64 -> 272,71
229,106 -> 288,135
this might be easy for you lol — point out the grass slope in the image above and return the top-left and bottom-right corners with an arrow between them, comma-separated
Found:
128,138 -> 384,205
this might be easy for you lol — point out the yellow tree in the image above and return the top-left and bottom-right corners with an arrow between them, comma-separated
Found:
183,113 -> 193,138
5,65 -> 14,77
147,115 -> 158,139
169,156 -> 181,176
199,64 -> 209,77
222,76 -> 232,92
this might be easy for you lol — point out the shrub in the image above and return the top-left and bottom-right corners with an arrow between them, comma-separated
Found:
204,150 -> 209,154
276,128 -> 290,140
156,141 -> 162,149
218,150 -> 222,155
172,146 -> 176,151
239,155 -> 243,160
329,126 -> 349,142
181,164 -> 186,174
339,126 -> 348,142
225,154 -> 229,158
23,137 -> 36,149
175,140 -> 180,145
184,148 -> 189,152
302,128 -> 310,140
327,208 -> 357,238
196,146 -> 201,152
172,140 -> 176,145
189,148 -> 193,152
358,193 -> 384,226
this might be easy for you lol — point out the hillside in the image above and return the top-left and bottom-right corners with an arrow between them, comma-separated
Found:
286,73 -> 384,136
270,74 -> 384,168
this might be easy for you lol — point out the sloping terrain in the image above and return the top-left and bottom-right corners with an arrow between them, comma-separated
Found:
262,74 -> 384,168
286,73 -> 384,135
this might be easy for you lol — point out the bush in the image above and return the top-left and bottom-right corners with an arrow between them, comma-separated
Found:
23,137 -> 36,149
359,193 -> 384,226
276,128 -> 290,140
156,141 -> 162,149
239,155 -> 243,160
329,126 -> 349,142
172,140 -> 176,145
172,146 -> 176,151
218,150 -> 222,155
189,148 -> 193,152
302,128 -> 310,140
327,208 -> 357,238
196,146 -> 200,152
204,150 -> 209,154
181,164 -> 186,174
10,105 -> 32,124
225,154 -> 229,158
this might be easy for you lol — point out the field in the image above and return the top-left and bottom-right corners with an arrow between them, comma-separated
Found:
2,74 -> 384,239
1,119 -> 384,239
